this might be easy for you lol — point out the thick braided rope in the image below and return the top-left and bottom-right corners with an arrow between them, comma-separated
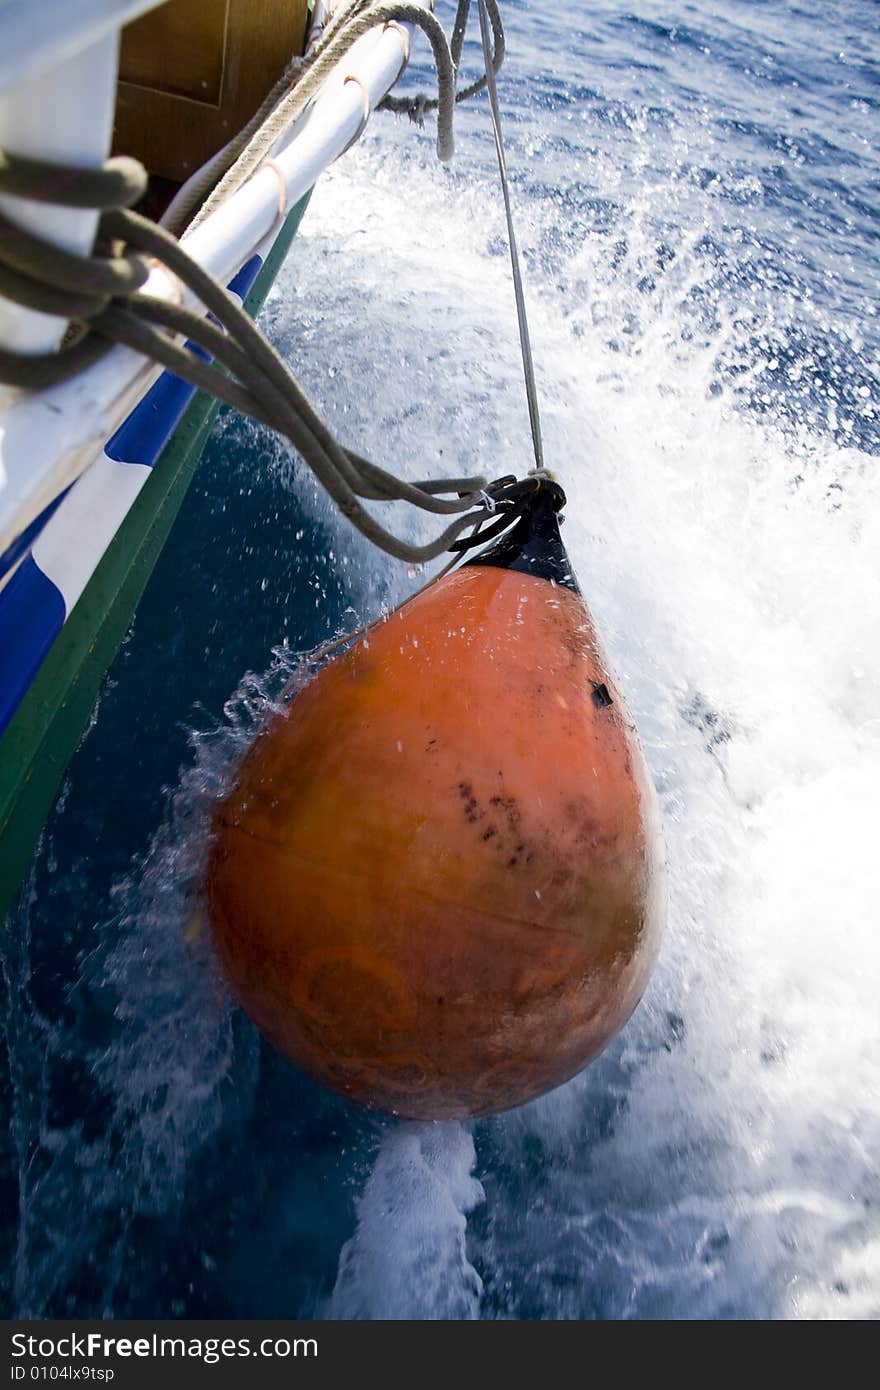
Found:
0,3 -> 526,564
190,2 -> 459,233
186,0 -> 504,233
0,171 -> 537,562
381,0 -> 505,115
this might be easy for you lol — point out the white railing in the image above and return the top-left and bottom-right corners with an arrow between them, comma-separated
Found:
0,3 -> 429,565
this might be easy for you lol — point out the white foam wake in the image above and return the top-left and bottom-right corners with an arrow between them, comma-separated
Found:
328,1124 -> 484,1320
270,119 -> 879,1319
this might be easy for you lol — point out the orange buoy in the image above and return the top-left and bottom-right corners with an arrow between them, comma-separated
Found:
206,484 -> 664,1118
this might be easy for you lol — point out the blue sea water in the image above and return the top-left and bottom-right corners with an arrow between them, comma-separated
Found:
2,0 -> 879,1318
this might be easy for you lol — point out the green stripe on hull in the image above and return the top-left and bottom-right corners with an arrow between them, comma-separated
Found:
0,192 -> 311,923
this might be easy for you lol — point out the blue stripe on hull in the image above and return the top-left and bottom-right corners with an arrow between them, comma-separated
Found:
0,558 -> 66,736
0,253 -> 265,736
105,255 -> 264,469
104,370 -> 199,468
0,483 -> 73,585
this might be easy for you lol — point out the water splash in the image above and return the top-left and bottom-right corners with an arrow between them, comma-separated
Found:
269,83 -> 878,1318
328,1124 -> 484,1320
0,647 -> 313,1314
2,0 -> 878,1320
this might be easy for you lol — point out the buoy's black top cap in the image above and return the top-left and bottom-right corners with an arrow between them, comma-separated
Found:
467,478 -> 581,594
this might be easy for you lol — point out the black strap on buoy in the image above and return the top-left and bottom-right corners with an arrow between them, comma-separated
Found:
466,476 -> 580,593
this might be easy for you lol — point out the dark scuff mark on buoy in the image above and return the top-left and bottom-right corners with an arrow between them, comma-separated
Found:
591,681 -> 613,709
458,781 -> 484,823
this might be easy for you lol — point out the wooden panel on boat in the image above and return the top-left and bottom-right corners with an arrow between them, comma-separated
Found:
114,0 -> 311,183
119,0 -> 227,104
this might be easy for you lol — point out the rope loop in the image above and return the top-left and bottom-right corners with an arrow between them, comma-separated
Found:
0,1 -> 527,567
0,148 -> 147,209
